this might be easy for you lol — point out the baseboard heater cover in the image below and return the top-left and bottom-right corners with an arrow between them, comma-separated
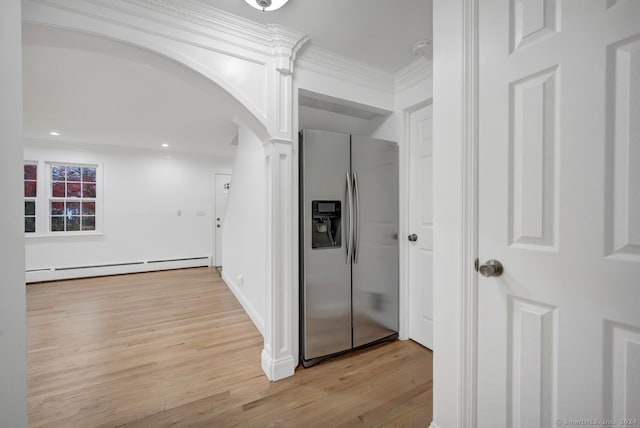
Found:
56,261 -> 145,271
26,256 -> 211,283
26,268 -> 53,273
34,257 -> 210,272
147,257 -> 210,264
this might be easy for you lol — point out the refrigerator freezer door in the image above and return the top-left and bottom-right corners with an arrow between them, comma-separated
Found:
351,136 -> 399,348
301,129 -> 352,361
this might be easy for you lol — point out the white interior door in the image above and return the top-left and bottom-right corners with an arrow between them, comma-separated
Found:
214,173 -> 231,267
477,1 -> 640,427
408,104 -> 434,350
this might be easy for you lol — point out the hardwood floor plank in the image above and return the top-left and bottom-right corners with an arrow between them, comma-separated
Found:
27,268 -> 432,427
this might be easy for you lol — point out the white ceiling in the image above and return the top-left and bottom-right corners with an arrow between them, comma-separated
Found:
22,2 -> 432,156
23,24 -> 241,157
204,0 -> 433,73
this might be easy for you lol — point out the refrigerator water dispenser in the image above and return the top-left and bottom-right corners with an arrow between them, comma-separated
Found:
311,200 -> 341,249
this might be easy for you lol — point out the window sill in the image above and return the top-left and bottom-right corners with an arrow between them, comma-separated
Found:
25,232 -> 104,239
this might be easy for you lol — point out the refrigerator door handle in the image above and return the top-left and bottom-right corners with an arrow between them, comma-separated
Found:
346,172 -> 353,264
353,171 -> 360,264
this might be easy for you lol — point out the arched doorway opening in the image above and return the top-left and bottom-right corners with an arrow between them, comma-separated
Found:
23,22 -> 278,426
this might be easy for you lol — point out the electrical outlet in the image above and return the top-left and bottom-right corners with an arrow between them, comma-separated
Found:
196,210 -> 205,216
177,209 -> 182,216
237,275 -> 243,288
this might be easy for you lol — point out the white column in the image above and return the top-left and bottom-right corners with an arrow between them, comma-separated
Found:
0,0 -> 28,426
261,138 -> 295,380
261,26 -> 307,381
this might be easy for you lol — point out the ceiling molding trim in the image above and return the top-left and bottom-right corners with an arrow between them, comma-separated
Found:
31,0 -> 308,63
126,0 -> 274,48
395,57 -> 433,93
296,45 -> 395,94
130,0 -> 307,73
25,0 -> 270,64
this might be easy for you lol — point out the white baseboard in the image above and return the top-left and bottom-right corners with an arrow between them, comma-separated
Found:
25,256 -> 211,283
261,348 -> 296,381
221,270 -> 265,337
428,422 -> 440,428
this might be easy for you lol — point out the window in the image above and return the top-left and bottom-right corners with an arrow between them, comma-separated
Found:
23,160 -> 101,236
24,163 -> 37,233
48,164 -> 97,232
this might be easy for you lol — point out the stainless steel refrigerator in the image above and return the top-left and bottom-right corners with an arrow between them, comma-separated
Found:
299,128 -> 399,367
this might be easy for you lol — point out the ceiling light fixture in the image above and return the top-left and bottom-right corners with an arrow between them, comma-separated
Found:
49,131 -> 60,136
243,0 -> 289,12
162,143 -> 169,148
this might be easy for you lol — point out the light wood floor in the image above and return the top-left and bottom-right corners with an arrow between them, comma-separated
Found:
27,268 -> 433,427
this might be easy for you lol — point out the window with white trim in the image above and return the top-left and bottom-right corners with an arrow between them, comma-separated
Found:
48,164 -> 97,232
24,162 -> 38,233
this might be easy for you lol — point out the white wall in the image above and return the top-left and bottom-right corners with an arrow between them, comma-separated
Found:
24,141 -> 232,282
299,105 -> 378,136
295,47 -> 395,115
220,124 -> 266,335
0,0 -> 28,425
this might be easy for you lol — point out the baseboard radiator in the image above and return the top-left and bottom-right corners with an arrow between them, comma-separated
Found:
26,256 -> 211,283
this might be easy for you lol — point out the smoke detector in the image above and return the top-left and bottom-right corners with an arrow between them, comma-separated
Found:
413,39 -> 432,57
244,0 -> 289,11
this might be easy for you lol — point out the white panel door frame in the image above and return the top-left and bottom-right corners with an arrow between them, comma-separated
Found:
406,102 -> 435,350
431,0 -> 482,427
399,99 -> 433,342
212,172 -> 232,267
459,1 -> 480,426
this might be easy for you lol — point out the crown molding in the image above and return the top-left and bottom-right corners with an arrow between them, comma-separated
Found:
130,0 -> 273,46
124,0 -> 308,63
395,56 -> 433,93
28,0 -> 307,63
296,45 -> 395,94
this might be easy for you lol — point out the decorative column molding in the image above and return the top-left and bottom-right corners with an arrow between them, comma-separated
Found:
260,24 -> 307,381
267,24 -> 309,75
261,138 -> 295,381
267,24 -> 308,141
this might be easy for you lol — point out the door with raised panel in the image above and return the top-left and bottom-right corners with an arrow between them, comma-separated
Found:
408,104 -> 434,350
477,1 -> 640,427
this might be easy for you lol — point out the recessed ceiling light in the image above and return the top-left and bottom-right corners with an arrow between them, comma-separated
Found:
162,143 -> 169,148
49,131 -> 60,136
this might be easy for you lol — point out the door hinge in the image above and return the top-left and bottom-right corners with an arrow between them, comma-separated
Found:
474,258 -> 479,272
